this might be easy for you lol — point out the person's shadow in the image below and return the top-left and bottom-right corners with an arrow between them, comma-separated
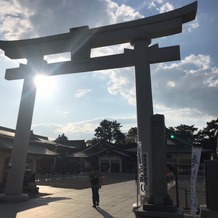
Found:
96,207 -> 114,218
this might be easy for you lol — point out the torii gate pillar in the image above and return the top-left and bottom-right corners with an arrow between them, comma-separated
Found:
5,78 -> 36,200
133,37 -> 153,192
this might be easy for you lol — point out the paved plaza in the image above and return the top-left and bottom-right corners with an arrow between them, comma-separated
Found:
0,179 -> 137,218
0,175 -> 202,218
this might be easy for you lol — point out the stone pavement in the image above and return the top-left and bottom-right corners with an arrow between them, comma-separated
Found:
0,180 -> 137,218
0,175 -> 200,218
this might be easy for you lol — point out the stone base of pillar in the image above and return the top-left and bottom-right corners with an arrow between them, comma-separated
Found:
0,193 -> 29,203
200,205 -> 218,218
135,206 -> 184,218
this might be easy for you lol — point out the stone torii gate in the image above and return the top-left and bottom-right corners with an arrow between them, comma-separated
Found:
0,1 -> 197,209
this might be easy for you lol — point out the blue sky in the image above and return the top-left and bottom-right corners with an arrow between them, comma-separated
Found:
0,0 -> 217,141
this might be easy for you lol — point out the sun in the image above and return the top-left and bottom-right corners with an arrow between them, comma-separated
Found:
33,74 -> 56,97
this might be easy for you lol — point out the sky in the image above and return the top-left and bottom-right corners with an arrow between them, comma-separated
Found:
0,0 -> 217,141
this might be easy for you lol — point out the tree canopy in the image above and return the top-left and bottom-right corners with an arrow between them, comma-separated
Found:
168,124 -> 198,136
126,127 -> 137,143
93,119 -> 126,144
167,119 -> 218,152
54,133 -> 68,145
195,118 -> 218,151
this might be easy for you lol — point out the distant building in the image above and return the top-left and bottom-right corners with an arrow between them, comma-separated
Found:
71,141 -> 136,173
0,126 -> 85,190
0,125 -> 213,191
72,136 -> 213,175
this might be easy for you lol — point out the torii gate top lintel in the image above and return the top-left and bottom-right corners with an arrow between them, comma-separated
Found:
0,1 -> 197,59
0,1 -> 197,80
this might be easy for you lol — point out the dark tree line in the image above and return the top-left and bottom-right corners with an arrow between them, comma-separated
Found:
55,118 -> 218,150
167,119 -> 218,151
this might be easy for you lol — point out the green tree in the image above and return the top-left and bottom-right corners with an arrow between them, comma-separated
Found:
175,124 -> 198,136
54,133 -> 68,145
94,119 -> 126,144
196,118 -> 218,151
200,118 -> 218,139
169,124 -> 198,135
126,127 -> 137,143
166,124 -> 198,145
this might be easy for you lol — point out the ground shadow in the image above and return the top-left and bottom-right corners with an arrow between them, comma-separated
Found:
0,195 -> 71,218
96,207 -> 114,218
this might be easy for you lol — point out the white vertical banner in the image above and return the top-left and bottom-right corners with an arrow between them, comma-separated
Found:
137,141 -> 146,199
190,146 -> 202,216
143,152 -> 150,197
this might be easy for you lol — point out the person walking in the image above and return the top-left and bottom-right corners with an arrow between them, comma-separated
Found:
89,166 -> 102,208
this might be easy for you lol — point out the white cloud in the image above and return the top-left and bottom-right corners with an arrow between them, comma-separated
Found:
32,123 -> 63,140
0,16 -> 32,40
57,121 -> 96,137
107,68 -> 136,105
154,104 -> 215,130
152,54 -> 218,116
107,1 -> 142,23
146,0 -> 174,13
203,67 -> 218,88
159,54 -> 211,72
74,89 -> 92,98
159,2 -> 174,13
167,81 -> 175,88
0,0 -> 34,39
182,54 -> 211,71
147,0 -> 163,10
186,19 -> 199,32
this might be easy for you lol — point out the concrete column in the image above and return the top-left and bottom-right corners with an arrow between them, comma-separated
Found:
135,114 -> 184,217
150,115 -> 168,205
133,36 -> 153,195
4,77 -> 36,200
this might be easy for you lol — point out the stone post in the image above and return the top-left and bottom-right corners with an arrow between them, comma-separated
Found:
200,160 -> 218,218
150,114 -> 168,205
133,36 -> 153,196
135,114 -> 184,218
1,76 -> 36,202
200,130 -> 218,218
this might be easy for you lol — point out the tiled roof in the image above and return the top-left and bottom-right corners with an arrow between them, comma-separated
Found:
72,141 -> 133,158
0,126 -> 59,156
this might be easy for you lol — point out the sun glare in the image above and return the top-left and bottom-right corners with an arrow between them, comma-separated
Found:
33,74 -> 56,97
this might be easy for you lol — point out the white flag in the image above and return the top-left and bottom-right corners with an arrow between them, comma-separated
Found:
190,146 -> 202,216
